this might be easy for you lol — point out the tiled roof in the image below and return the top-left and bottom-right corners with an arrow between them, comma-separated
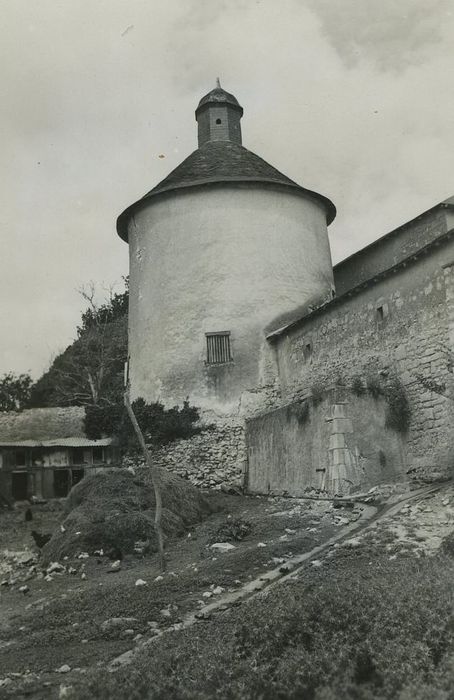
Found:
117,141 -> 336,240
0,407 -> 112,447
146,142 -> 300,195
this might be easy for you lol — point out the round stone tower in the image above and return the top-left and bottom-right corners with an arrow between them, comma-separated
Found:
117,82 -> 336,413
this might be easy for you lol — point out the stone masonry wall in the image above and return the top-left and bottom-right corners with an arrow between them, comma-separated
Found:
271,237 -> 454,481
151,421 -> 247,489
246,390 -> 407,496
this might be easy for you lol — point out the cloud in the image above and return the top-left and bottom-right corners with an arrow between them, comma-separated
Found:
307,0 -> 452,71
1,0 -> 454,377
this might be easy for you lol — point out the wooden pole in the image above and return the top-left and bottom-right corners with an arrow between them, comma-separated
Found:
123,388 -> 166,571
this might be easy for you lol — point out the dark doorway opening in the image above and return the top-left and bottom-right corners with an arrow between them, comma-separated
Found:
92,447 -> 104,464
71,469 -> 85,487
12,472 -> 28,500
53,469 -> 70,497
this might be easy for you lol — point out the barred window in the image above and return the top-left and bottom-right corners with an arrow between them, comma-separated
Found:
206,332 -> 232,365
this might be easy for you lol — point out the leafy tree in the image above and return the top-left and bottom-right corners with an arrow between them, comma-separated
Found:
0,372 -> 34,412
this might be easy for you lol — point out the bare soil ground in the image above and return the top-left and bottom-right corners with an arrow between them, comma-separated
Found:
0,490 -> 351,698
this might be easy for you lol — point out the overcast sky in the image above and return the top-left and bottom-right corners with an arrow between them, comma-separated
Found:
1,0 -> 454,378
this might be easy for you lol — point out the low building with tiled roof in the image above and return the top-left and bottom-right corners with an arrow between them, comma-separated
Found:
0,407 -> 117,501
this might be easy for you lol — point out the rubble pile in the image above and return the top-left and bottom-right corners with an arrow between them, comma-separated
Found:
0,550 -> 38,590
125,423 -> 246,490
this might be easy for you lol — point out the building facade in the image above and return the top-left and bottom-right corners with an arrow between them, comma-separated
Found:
0,407 -> 117,502
250,203 -> 454,493
118,84 -> 454,496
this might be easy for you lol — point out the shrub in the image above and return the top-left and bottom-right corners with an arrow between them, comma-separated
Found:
366,375 -> 384,399
85,397 -> 202,449
363,375 -> 411,433
351,375 -> 366,396
208,517 -> 252,544
288,400 -> 310,425
384,378 -> 411,434
441,531 -> 454,557
310,384 -> 324,406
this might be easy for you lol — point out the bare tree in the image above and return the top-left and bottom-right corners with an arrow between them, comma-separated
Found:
46,282 -> 127,407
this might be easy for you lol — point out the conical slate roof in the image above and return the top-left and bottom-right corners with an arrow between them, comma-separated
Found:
196,86 -> 243,114
147,141 -> 308,196
117,141 -> 336,240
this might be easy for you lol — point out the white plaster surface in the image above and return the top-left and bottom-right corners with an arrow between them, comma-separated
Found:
128,184 -> 333,411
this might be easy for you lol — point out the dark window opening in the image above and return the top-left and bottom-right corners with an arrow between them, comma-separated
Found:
15,450 -> 27,467
376,302 -> 389,322
53,469 -> 70,498
215,118 -> 222,124
12,472 -> 28,500
206,332 -> 232,365
72,448 -> 86,465
303,342 -> 313,361
71,469 -> 85,486
31,448 -> 44,466
92,447 -> 104,464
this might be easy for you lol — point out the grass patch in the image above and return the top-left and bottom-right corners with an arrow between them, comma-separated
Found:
73,549 -> 454,699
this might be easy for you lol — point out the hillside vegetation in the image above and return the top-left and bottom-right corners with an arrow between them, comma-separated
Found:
20,280 -> 203,449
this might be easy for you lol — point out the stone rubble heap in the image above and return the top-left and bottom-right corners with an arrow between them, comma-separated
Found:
124,424 -> 247,490
0,550 -> 38,589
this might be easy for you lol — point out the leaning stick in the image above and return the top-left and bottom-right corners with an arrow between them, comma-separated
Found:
124,388 -> 166,571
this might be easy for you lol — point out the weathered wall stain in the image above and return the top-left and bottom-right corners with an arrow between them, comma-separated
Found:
267,237 -> 454,483
246,391 -> 406,496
